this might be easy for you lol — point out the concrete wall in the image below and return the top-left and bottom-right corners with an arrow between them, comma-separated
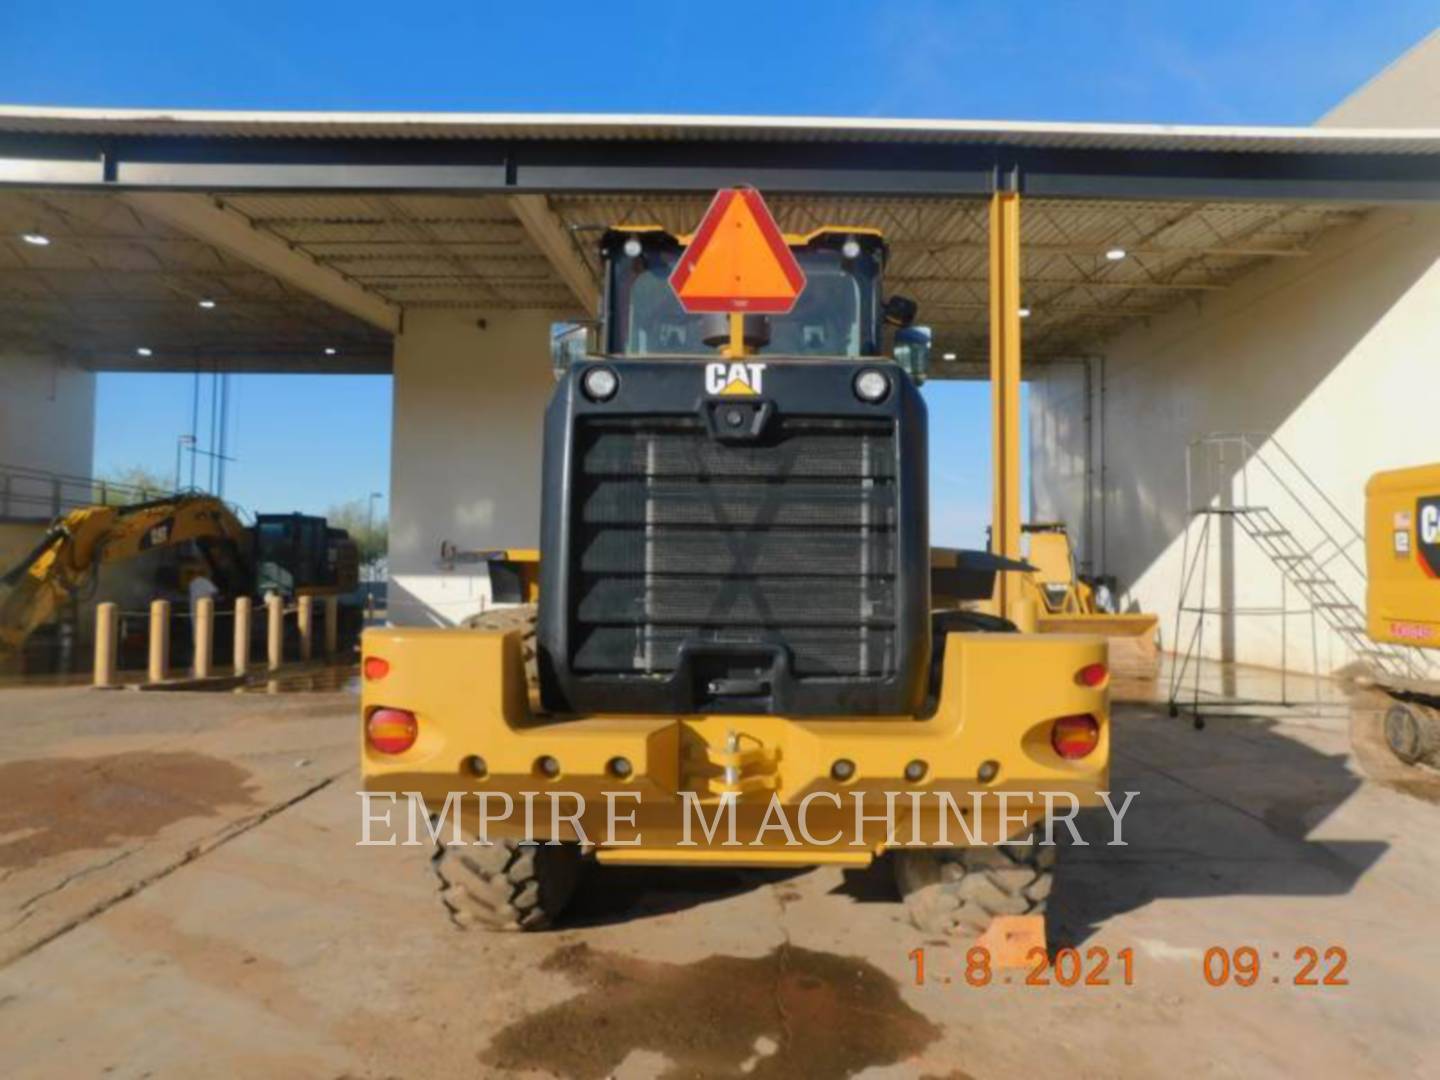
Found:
1031,206 -> 1440,672
0,350 -> 95,517
387,309 -> 561,626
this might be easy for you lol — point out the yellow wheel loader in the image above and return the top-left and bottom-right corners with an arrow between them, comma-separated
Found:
1364,464 -> 1440,767
361,192 -> 1109,937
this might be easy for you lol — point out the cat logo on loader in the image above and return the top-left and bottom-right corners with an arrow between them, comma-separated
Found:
704,362 -> 766,396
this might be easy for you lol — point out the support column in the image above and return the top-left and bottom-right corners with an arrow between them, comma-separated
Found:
989,190 -> 1030,629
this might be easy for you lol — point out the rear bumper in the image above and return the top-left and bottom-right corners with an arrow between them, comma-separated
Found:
359,626 -> 1110,865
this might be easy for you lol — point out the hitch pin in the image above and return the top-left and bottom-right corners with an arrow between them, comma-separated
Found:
723,729 -> 740,788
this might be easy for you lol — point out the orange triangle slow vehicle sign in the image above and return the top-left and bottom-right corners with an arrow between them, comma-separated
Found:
669,188 -> 806,314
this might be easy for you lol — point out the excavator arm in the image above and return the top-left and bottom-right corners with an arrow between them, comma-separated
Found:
0,495 -> 253,656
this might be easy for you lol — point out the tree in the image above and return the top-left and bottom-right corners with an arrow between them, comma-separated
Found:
97,465 -> 172,505
325,498 -> 388,576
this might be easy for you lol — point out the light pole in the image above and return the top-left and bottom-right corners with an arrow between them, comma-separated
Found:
367,491 -> 383,534
175,435 -> 196,491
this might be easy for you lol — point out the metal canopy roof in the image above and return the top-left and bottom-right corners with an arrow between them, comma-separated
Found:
3,106 -> 1440,153
0,107 -> 1432,375
5,107 -> 1440,201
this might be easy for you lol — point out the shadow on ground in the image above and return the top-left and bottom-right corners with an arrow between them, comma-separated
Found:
565,865 -> 805,928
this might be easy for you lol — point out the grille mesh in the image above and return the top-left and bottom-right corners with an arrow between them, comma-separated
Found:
570,415 -> 898,678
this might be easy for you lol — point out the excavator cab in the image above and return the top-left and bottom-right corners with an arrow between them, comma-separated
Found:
253,513 -> 359,595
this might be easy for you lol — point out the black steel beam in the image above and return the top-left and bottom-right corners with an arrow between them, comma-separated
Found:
4,132 -> 1440,202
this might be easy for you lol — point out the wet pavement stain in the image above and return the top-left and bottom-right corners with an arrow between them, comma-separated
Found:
483,941 -> 941,1080
0,751 -> 260,869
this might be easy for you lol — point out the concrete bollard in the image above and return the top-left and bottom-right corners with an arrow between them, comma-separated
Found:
148,599 -> 171,683
93,602 -> 119,688
266,591 -> 284,672
297,594 -> 314,662
193,596 -> 214,678
233,595 -> 252,676
324,595 -> 339,659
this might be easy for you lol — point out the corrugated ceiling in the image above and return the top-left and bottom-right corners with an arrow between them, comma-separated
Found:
0,186 -> 1365,373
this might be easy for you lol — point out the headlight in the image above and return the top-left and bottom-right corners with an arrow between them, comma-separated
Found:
853,369 -> 890,403
582,366 -> 619,402
622,236 -> 644,258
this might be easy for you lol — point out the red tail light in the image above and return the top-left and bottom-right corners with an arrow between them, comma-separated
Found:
363,656 -> 390,681
367,708 -> 417,754
1076,662 -> 1109,688
1051,714 -> 1101,760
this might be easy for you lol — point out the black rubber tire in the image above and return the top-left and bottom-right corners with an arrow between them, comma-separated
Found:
1384,702 -> 1440,766
433,837 -> 583,931
893,830 -> 1057,937
461,604 -> 538,691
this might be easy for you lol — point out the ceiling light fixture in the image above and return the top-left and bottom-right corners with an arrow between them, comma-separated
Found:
324,347 -> 338,356
1105,247 -> 1127,261
1018,307 -> 1032,318
136,347 -> 153,357
198,298 -> 216,309
21,232 -> 50,246
942,352 -> 958,362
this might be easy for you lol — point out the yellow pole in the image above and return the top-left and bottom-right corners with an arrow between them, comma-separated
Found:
266,591 -> 284,672
148,599 -> 170,683
297,595 -> 314,662
988,190 -> 1028,628
725,311 -> 746,358
193,596 -> 214,678
324,595 -> 339,659
93,602 -> 119,688
233,595 -> 252,676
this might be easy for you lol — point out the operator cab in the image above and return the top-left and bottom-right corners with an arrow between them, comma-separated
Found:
555,227 -> 930,378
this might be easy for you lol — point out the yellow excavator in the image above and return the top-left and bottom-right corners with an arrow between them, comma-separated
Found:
0,493 -> 359,662
1364,464 -> 1440,766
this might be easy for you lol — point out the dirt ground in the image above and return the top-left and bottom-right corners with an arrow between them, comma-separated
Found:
0,664 -> 1437,1079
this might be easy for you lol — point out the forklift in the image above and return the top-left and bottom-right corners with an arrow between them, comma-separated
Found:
360,190 -> 1109,937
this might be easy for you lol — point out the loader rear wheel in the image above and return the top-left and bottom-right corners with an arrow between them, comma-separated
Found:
433,837 -> 583,932
462,604 -> 539,691
893,830 -> 1056,937
1384,702 -> 1440,766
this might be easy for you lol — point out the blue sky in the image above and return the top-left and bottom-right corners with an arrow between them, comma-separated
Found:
3,3 -> 1434,537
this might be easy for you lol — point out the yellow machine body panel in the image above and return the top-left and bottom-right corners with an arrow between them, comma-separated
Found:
360,625 -> 1110,865
1366,463 -> 1440,649
1011,524 -> 1160,679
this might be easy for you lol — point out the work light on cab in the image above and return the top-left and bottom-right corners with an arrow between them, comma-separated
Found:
1051,714 -> 1101,760
366,708 -> 418,754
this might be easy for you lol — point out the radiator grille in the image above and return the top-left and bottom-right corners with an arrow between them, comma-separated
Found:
569,415 -> 898,678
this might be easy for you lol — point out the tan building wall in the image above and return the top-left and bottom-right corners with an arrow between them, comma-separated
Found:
1319,29 -> 1440,127
0,351 -> 95,517
387,309 -> 561,626
1031,205 -> 1440,671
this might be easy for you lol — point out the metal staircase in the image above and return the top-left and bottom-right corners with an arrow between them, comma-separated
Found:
1169,433 -> 1428,721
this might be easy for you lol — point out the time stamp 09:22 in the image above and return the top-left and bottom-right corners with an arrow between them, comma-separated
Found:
908,945 -> 1351,989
